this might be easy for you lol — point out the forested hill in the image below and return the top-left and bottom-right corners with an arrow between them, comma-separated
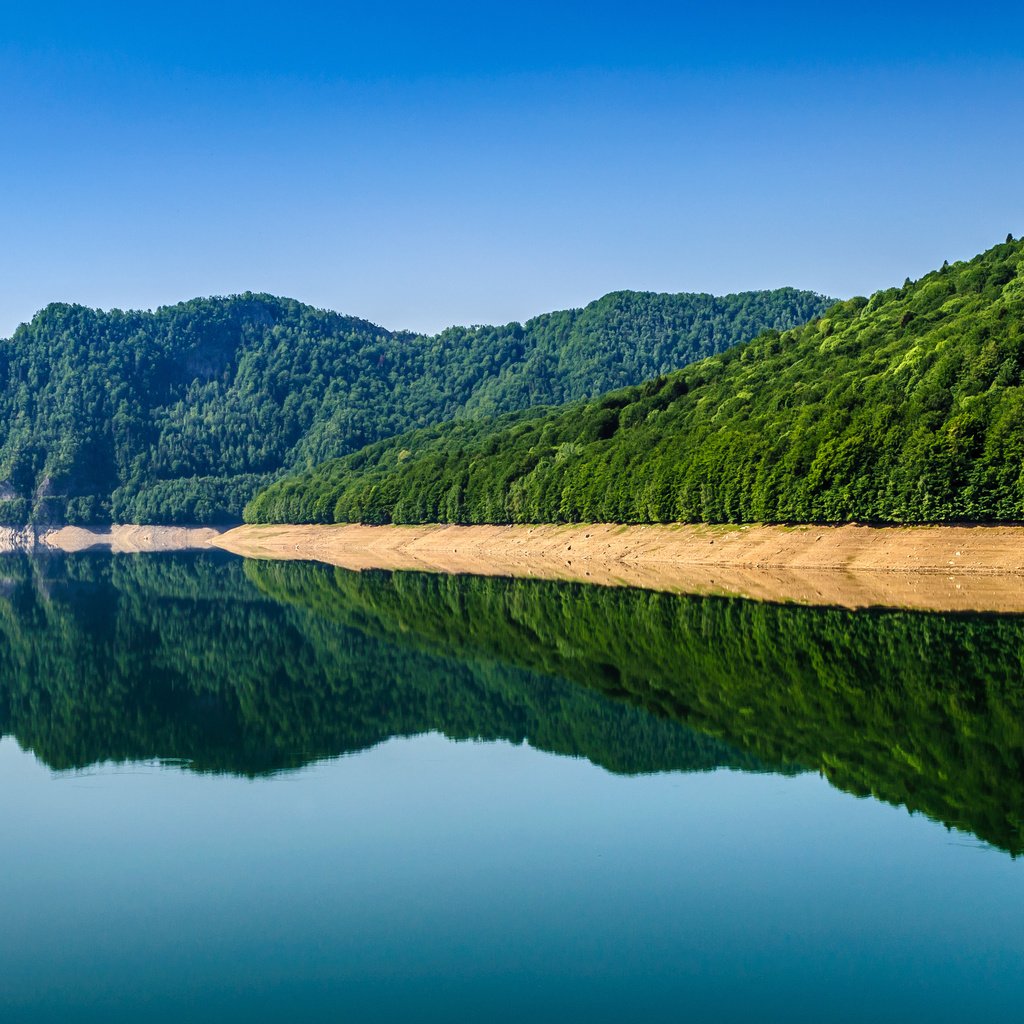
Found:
247,236 -> 1024,526
0,288 -> 829,525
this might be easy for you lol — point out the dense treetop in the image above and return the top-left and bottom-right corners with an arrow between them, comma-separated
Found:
248,236 -> 1024,525
0,288 -> 829,525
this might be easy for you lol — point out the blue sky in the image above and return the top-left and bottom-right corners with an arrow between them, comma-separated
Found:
1,2 -> 1022,336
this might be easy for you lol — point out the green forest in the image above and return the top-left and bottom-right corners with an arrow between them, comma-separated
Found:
0,288 -> 829,525
248,236 -> 1024,525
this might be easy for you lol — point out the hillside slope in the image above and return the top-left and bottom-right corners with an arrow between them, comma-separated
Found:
0,288 -> 829,525
247,237 -> 1024,525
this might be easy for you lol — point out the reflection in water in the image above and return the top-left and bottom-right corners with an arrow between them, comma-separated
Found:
250,560 -> 1024,855
0,552 -> 764,778
2,552 -> 1024,854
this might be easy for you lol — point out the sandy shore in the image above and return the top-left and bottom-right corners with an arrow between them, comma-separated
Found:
214,522 -> 1024,614
0,525 -> 223,553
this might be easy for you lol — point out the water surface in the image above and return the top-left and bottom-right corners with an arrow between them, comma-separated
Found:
1,552 -> 1022,1021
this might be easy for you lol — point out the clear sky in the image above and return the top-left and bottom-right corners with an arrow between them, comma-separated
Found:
1,2 -> 1022,337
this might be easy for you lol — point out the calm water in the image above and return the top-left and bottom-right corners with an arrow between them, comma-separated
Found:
1,552 -> 1023,1022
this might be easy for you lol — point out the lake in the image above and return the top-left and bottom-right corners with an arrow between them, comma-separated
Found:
1,551 -> 1023,1022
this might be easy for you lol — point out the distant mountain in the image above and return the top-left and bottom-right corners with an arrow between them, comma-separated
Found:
0,288 -> 830,525
248,236 -> 1024,525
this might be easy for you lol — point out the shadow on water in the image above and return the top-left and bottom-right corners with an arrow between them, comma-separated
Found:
2,551 -> 1024,854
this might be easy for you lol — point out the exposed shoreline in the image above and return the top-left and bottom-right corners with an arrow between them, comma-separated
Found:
0,524 -> 223,554
4,520 -> 1022,613
214,521 -> 1024,614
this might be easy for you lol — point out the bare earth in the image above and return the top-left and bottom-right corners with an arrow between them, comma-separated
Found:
38,525 -> 223,553
215,522 -> 1024,614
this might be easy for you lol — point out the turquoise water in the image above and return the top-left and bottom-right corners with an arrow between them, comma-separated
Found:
1,552 -> 1023,1021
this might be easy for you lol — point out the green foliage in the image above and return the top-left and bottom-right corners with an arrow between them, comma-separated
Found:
251,237 -> 1024,525
0,288 -> 830,525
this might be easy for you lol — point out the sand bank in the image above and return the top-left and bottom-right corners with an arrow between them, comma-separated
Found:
214,522 -> 1024,614
0,525 -> 223,553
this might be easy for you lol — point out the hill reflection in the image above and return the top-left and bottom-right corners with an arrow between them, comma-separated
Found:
3,551 -> 1023,854
0,552 -> 764,779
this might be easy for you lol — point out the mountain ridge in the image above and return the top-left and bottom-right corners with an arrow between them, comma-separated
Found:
246,236 -> 1024,526
0,286 -> 832,525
